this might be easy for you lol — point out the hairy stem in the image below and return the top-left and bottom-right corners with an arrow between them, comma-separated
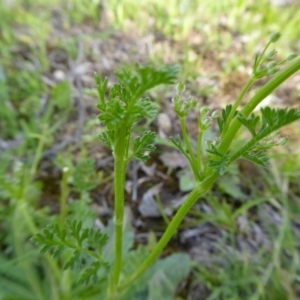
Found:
111,156 -> 127,290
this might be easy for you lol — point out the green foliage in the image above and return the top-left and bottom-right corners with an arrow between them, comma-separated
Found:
258,107 -> 300,137
73,158 -> 98,193
51,81 -> 71,110
217,104 -> 235,134
117,248 -> 191,300
206,145 -> 231,176
170,135 -> 190,160
227,107 -> 300,171
97,64 -> 178,158
237,112 -> 260,137
34,220 -> 109,284
237,107 -> 300,139
242,150 -> 270,168
147,253 -> 190,300
115,63 -> 179,99
131,131 -> 156,162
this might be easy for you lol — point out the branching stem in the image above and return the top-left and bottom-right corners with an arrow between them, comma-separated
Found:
117,174 -> 218,292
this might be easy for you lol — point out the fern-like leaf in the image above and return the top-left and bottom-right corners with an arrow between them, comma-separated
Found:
77,261 -> 109,285
217,104 -> 237,133
98,132 -> 112,149
108,84 -> 132,105
242,150 -> 270,167
259,107 -> 300,137
116,64 -> 179,99
132,131 -> 156,162
206,145 -> 230,175
94,73 -> 108,110
34,220 -> 109,284
98,98 -> 126,126
237,112 -> 260,136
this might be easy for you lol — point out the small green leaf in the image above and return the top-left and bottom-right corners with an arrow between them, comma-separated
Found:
130,98 -> 158,124
207,145 -> 230,175
132,131 -> 156,162
217,104 -> 237,133
99,132 -> 112,149
98,98 -> 126,126
51,81 -> 71,109
258,107 -> 300,137
109,84 -> 131,104
242,151 -> 269,167
237,112 -> 260,136
169,135 -> 190,159
116,64 -> 179,99
95,73 -> 108,107
64,250 -> 80,270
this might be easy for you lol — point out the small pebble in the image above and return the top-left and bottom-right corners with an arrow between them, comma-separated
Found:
53,69 -> 66,81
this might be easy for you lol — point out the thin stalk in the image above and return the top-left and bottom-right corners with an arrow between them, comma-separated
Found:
111,156 -> 127,289
60,167 -> 69,225
197,129 -> 203,170
255,40 -> 272,69
179,117 -> 200,181
117,174 -> 218,293
222,77 -> 255,135
30,124 -> 47,178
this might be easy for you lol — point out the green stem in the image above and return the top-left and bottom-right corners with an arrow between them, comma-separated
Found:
60,167 -> 69,225
255,41 -> 271,69
222,77 -> 255,135
111,156 -> 127,290
197,129 -> 203,170
30,124 -> 47,178
117,174 -> 217,293
179,117 -> 200,181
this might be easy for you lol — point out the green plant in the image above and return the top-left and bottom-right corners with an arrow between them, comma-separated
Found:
35,33 -> 300,299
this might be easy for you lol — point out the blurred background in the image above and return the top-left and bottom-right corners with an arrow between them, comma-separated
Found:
1,0 -> 300,299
